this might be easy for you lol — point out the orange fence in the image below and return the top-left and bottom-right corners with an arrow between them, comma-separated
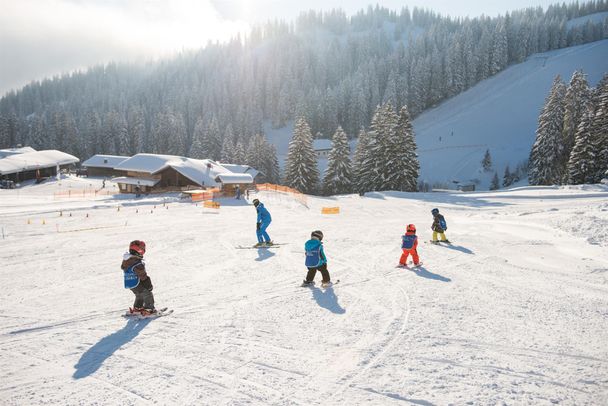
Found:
190,187 -> 220,202
54,189 -> 116,199
321,207 -> 340,214
203,201 -> 221,209
256,183 -> 309,207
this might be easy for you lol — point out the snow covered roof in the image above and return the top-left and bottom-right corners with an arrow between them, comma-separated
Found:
82,155 -> 129,169
214,173 -> 254,184
313,139 -> 333,151
0,146 -> 36,158
114,154 -> 253,186
0,150 -> 79,175
112,177 -> 160,187
219,163 -> 259,179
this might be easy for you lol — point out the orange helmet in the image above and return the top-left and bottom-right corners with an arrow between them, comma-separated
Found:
406,224 -> 416,233
129,240 -> 146,256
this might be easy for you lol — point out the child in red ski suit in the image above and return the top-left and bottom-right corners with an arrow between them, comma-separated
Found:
399,224 -> 420,266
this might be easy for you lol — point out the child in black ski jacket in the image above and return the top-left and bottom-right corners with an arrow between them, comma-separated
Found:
431,208 -> 450,243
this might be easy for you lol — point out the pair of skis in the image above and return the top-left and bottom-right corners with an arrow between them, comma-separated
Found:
123,307 -> 173,319
236,243 -> 287,249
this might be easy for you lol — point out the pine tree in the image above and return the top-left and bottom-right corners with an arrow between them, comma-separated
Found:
529,76 -> 567,185
503,165 -> 512,187
127,107 -> 146,155
352,127 -> 373,194
567,106 -> 597,184
482,149 -> 492,172
84,111 -> 102,157
203,117 -> 222,161
592,74 -> 608,182
233,141 -> 246,165
284,117 -> 319,194
490,171 -> 500,190
397,105 -> 419,192
190,118 -> 205,159
322,126 -> 352,195
27,114 -> 46,150
221,138 -> 235,162
560,70 -> 591,182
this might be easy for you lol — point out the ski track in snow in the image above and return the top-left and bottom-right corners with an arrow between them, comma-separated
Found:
1,177 -> 608,404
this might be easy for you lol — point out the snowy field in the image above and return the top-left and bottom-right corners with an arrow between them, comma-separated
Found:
1,177 -> 608,405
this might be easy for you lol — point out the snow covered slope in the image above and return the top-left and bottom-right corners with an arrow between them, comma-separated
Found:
1,177 -> 608,404
413,39 -> 608,190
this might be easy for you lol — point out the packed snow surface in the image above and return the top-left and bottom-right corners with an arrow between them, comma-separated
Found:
1,177 -> 608,405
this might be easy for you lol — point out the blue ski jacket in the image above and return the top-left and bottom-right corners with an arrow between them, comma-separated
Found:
305,239 -> 327,267
256,203 -> 272,224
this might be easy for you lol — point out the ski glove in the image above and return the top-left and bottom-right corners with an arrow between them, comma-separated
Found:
256,222 -> 261,230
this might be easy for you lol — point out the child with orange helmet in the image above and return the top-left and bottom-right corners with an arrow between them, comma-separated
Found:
399,224 -> 420,267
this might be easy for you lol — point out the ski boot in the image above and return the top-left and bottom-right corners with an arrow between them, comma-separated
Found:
140,308 -> 158,317
301,280 -> 315,287
321,281 -> 333,288
129,307 -> 145,315
253,242 -> 264,248
264,240 -> 274,247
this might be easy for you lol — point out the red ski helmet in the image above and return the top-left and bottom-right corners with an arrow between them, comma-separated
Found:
129,240 -> 146,256
406,224 -> 416,233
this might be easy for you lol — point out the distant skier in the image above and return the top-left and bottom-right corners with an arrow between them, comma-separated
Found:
399,224 -> 420,266
302,230 -> 333,287
431,208 -> 450,243
235,185 -> 241,200
121,240 -> 156,315
253,198 -> 272,247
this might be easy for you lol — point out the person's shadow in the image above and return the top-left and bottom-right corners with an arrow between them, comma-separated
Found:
411,266 -> 451,282
73,318 -> 151,379
312,286 -> 346,314
255,248 -> 276,261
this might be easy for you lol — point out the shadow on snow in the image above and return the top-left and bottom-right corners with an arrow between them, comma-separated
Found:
73,318 -> 151,379
312,286 -> 346,314
411,266 -> 451,282
255,248 -> 276,261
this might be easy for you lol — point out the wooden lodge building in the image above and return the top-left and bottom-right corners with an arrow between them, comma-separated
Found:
81,155 -> 129,177
0,149 -> 79,182
105,153 -> 255,194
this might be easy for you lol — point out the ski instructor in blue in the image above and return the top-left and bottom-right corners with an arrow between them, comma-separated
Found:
253,198 -> 273,247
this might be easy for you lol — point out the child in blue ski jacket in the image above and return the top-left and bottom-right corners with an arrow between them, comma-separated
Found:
253,198 -> 272,247
302,230 -> 332,287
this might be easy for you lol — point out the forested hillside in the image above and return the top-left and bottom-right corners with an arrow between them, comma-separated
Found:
0,1 -> 607,163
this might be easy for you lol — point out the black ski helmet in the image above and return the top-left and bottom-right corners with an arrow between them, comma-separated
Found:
253,199 -> 260,207
311,230 -> 323,240
431,208 -> 439,215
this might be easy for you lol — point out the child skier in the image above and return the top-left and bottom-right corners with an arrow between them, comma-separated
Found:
431,208 -> 450,243
121,240 -> 156,315
302,230 -> 332,287
253,198 -> 272,247
399,224 -> 420,266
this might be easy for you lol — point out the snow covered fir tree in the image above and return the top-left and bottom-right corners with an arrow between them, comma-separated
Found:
322,126 -> 352,195
530,71 -> 608,186
284,118 -> 319,194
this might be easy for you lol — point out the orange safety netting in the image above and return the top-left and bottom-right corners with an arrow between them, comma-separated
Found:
256,183 -> 308,207
54,189 -> 116,199
321,207 -> 340,214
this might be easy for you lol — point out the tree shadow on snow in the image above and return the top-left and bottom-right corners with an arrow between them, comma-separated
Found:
255,248 -> 276,261
73,318 -> 151,379
312,287 -> 346,314
411,266 -> 451,282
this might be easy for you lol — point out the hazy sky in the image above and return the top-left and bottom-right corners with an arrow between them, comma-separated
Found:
0,0 -> 560,97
